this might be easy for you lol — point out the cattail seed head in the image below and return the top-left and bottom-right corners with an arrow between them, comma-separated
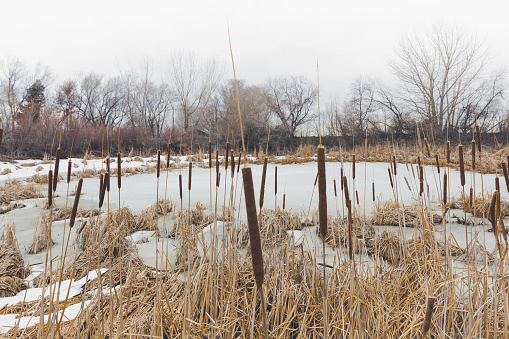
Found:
282,193 -> 286,210
179,174 -> 182,200
317,146 -> 327,239
117,152 -> 121,189
216,172 -> 221,187
469,187 -> 473,209
502,163 -> 509,193
352,154 -> 356,179
372,182 -> 375,202
106,157 -> 110,173
231,151 -> 235,178
488,191 -> 498,226
435,154 -> 440,173
188,162 -> 192,191
495,177 -> 500,192
458,145 -> 465,186
242,167 -> 264,288
355,190 -> 359,205
105,172 -> 110,192
259,157 -> 268,209
157,150 -> 161,178
419,166 -> 424,196
340,168 -> 344,190
237,153 -> 241,173
417,155 -> 421,169
392,155 -> 397,176
48,170 -> 53,207
388,168 -> 394,188
343,176 -> 351,210
67,159 -> 72,184
215,150 -> 219,176
422,296 -> 436,337
275,166 -> 278,195
53,148 -> 61,191
333,179 -> 337,197
476,124 -> 481,153
69,178 -> 83,228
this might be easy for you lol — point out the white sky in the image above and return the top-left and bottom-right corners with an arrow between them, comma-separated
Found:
1,0 -> 508,101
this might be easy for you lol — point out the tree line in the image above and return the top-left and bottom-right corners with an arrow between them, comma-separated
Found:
0,25 -> 507,158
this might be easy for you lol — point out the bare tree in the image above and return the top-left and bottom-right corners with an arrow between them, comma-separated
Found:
342,76 -> 378,138
391,24 -> 504,135
167,51 -> 222,130
263,76 -> 317,140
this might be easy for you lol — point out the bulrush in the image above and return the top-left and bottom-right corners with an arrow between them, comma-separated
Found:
106,157 -> 110,173
241,167 -> 268,336
259,157 -> 268,210
99,173 -> 108,208
231,151 -> 235,178
502,163 -> 509,192
422,296 -> 436,338
188,162 -> 192,191
179,174 -> 183,200
352,154 -> 356,179
476,124 -> 482,153
48,170 -> 53,207
388,167 -> 394,188
117,152 -> 121,189
435,154 -> 440,173
317,146 -> 327,239
53,148 -> 61,192
216,150 -> 219,182
157,150 -> 161,178
458,145 -> 465,187
282,193 -> 286,210
333,179 -> 337,197
372,182 -> 375,202
393,155 -> 397,176
67,159 -> 72,184
419,166 -> 424,196
469,187 -> 474,209
340,168 -> 344,190
99,174 -> 104,202
495,177 -> 500,192
69,178 -> 83,229
275,166 -> 278,196
446,141 -> 450,164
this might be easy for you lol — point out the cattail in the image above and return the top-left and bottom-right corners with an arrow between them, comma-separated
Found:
117,152 -> 121,189
188,162 -> 192,191
458,145 -> 465,187
216,172 -> 221,187
69,178 -> 83,228
355,190 -> 359,205
275,166 -> 278,195
167,143 -> 171,168
314,173 -> 318,187
392,155 -> 397,176
317,146 -> 327,239
340,168 -> 344,190
99,174 -> 104,200
157,150 -> 161,178
404,176 -> 412,192
343,176 -> 351,210
225,142 -> 229,169
106,157 -> 110,173
502,163 -> 509,193
99,173 -> 108,208
215,150 -> 219,177
53,148 -> 61,191
471,140 -> 476,171
435,154 -> 440,173
352,154 -> 356,179
0,128 -> 3,149
282,193 -> 286,210
179,174 -> 183,200
48,170 -> 53,207
417,155 -> 421,169
237,153 -> 241,173
419,166 -> 424,196
388,168 -> 394,188
67,159 -> 72,184
333,179 -> 337,197
422,296 -> 436,337
443,173 -> 447,205
259,157 -> 268,209
488,191 -> 498,226
231,151 -> 235,178
469,187 -> 473,209
424,138 -> 431,157
476,124 -> 481,153
446,141 -> 450,164
208,141 -> 212,169
242,167 -> 264,288
105,172 -> 110,192
77,220 -> 88,236
495,177 -> 500,192
372,182 -> 375,201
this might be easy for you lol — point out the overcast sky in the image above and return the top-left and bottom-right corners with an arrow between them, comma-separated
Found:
1,0 -> 508,101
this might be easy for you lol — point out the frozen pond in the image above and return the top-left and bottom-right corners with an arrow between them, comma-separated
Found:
1,160 -> 506,270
